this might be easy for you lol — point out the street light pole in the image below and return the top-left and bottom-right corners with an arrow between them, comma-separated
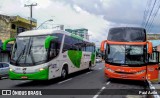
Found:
24,3 -> 37,30
37,19 -> 53,29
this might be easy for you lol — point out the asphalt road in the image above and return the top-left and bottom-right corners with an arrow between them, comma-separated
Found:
0,62 -> 152,98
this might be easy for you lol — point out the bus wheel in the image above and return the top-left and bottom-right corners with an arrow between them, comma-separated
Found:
61,67 -> 67,79
88,62 -> 92,71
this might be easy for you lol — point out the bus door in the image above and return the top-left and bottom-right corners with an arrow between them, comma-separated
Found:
147,51 -> 159,81
48,42 -> 60,78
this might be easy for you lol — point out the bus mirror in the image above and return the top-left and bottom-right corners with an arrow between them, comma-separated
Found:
100,40 -> 107,52
148,41 -> 153,54
2,38 -> 16,51
107,44 -> 110,54
45,36 -> 58,49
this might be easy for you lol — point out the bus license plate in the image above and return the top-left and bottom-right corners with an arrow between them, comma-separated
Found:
21,76 -> 28,79
121,75 -> 127,78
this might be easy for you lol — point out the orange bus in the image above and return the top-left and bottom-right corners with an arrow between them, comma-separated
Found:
101,27 -> 159,81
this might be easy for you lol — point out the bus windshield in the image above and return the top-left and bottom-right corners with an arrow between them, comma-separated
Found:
11,36 -> 48,66
106,44 -> 145,66
11,35 -> 60,66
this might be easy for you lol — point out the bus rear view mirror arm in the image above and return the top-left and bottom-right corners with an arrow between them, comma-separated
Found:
147,41 -> 153,54
45,36 -> 58,49
100,40 -> 108,52
2,38 -> 16,51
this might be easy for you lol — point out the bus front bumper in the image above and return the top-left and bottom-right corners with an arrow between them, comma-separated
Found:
104,69 -> 146,81
9,69 -> 49,80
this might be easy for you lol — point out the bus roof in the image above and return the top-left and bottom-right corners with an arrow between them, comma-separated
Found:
18,29 -> 63,36
110,27 -> 146,31
17,29 -> 90,42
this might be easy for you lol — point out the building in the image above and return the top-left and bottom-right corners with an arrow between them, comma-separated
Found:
147,33 -> 160,62
0,14 -> 37,62
147,33 -> 160,47
65,28 -> 89,40
0,14 -> 37,42
0,40 -> 1,53
147,33 -> 160,40
0,39 -> 11,62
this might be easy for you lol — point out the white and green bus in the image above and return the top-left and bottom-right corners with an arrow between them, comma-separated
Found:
3,29 -> 96,80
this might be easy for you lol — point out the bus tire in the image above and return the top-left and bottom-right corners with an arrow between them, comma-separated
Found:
61,66 -> 68,79
88,61 -> 92,71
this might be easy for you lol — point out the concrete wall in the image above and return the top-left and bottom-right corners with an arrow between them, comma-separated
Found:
0,15 -> 11,42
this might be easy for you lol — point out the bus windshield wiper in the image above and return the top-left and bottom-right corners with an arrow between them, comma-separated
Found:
28,39 -> 35,65
16,45 -> 26,65
126,48 -> 131,54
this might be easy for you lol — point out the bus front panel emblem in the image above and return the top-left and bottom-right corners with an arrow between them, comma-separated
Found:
23,68 -> 27,74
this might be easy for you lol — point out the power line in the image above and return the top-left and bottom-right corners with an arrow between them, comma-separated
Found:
144,0 -> 157,29
148,0 -> 160,32
141,0 -> 151,27
24,3 -> 37,30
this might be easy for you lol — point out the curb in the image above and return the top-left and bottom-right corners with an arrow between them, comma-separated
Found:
147,80 -> 160,98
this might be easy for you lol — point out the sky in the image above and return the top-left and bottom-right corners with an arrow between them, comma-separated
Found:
0,0 -> 160,46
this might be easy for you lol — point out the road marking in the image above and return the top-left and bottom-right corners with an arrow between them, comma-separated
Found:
98,68 -> 102,70
93,86 -> 106,98
106,81 -> 110,85
147,80 -> 160,98
2,77 -> 8,79
86,71 -> 92,74
20,80 -> 31,83
126,95 -> 143,98
20,81 -> 27,83
58,78 -> 72,84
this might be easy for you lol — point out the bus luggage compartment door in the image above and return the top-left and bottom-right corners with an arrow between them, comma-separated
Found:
147,51 -> 159,81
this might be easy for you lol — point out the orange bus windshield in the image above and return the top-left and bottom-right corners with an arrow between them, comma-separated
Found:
105,44 -> 147,66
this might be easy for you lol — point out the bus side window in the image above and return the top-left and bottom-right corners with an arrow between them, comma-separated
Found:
82,46 -> 86,51
80,43 -> 86,51
0,63 -> 3,68
63,35 -> 72,52
148,52 -> 158,63
49,42 -> 59,59
71,37 -> 79,51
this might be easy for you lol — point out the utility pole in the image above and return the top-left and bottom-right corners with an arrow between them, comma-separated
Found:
24,3 -> 37,30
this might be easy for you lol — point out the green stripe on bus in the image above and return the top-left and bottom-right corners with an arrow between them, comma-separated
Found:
45,36 -> 58,49
3,38 -> 16,51
68,50 -> 82,68
91,53 -> 95,64
9,68 -> 49,80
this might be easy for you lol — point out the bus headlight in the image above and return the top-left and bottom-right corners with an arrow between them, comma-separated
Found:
10,68 -> 13,71
105,67 -> 114,72
136,70 -> 146,74
39,68 -> 44,71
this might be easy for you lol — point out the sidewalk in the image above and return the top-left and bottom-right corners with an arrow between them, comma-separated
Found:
149,70 -> 160,98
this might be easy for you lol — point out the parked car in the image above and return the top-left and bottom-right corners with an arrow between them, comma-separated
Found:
0,62 -> 9,79
96,57 -> 102,63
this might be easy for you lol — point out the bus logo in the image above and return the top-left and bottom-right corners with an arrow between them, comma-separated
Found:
148,68 -> 154,71
23,68 -> 27,74
23,68 -> 27,70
